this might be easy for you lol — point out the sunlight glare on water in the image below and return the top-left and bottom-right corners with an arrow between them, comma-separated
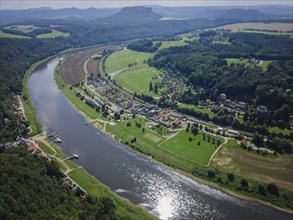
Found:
156,195 -> 173,220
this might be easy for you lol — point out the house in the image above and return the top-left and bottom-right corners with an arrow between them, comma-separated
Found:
172,118 -> 181,128
257,106 -> 269,114
219,93 -> 227,100
228,129 -> 239,136
240,139 -> 248,146
17,138 -> 31,147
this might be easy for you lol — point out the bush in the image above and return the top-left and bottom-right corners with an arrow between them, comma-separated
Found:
266,182 -> 279,196
227,172 -> 235,182
208,169 -> 216,178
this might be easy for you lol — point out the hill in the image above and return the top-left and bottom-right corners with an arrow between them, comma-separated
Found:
104,6 -> 162,22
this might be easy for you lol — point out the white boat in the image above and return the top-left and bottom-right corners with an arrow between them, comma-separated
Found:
54,138 -> 62,143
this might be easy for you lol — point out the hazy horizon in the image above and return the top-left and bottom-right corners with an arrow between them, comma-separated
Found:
1,0 -> 292,10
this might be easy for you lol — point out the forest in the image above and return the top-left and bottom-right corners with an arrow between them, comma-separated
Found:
0,147 -> 118,219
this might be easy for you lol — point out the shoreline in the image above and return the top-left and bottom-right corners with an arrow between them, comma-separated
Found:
54,59 -> 293,215
22,47 -> 157,219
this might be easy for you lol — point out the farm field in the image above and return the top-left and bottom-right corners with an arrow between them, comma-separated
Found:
86,58 -> 99,75
60,45 -> 120,85
105,49 -> 153,73
159,130 -> 223,165
214,22 -> 293,32
0,31 -> 30,39
178,103 -> 216,119
36,30 -> 70,39
211,140 -> 293,190
4,24 -> 38,33
159,17 -> 191,20
113,66 -> 162,96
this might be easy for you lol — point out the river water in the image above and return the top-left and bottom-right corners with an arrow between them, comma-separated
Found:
28,56 -> 292,220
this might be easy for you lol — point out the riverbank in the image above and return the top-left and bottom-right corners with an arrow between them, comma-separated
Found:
35,134 -> 156,220
54,48 -> 293,214
21,51 -> 157,219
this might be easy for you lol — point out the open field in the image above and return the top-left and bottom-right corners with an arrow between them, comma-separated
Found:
105,49 -> 153,73
36,30 -> 70,39
61,45 -> 120,85
226,58 -> 272,71
269,127 -> 293,135
214,22 -> 293,32
114,66 -> 162,96
159,130 -> 223,165
211,140 -> 293,190
0,31 -> 30,39
106,117 -> 164,146
86,58 -> 99,75
158,40 -> 188,49
159,17 -> 191,20
178,103 -> 216,119
4,24 -> 39,33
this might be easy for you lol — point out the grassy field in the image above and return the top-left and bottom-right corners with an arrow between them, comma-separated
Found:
159,130 -> 223,165
158,40 -> 188,49
159,17 -> 191,20
178,103 -> 216,119
211,139 -> 293,190
36,30 -> 70,39
105,49 -> 153,73
114,66 -> 162,96
0,31 -> 30,39
237,30 -> 293,38
226,58 -> 272,71
269,127 -> 292,135
213,22 -> 293,32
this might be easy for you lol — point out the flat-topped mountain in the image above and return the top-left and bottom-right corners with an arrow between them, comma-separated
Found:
105,6 -> 162,22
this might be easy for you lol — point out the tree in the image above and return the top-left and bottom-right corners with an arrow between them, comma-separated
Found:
227,172 -> 235,182
258,184 -> 267,196
266,183 -> 279,196
240,179 -> 248,188
126,122 -> 131,127
149,81 -> 153,91
154,82 -> 158,94
208,169 -> 216,178
252,133 -> 264,147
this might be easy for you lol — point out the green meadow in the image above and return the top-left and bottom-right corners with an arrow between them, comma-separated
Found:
0,31 -> 30,39
36,31 -> 70,39
159,130 -> 223,165
105,49 -> 153,73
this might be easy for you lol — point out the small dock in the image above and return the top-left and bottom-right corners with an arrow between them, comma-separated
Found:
85,120 -> 96,125
64,154 -> 79,161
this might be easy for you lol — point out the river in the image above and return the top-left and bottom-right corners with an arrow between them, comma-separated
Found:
28,56 -> 292,220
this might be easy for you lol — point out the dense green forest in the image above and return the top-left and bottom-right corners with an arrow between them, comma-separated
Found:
150,32 -> 293,152
0,148 -> 118,219
127,39 -> 162,52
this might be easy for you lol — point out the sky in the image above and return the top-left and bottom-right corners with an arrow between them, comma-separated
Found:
1,0 -> 292,10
